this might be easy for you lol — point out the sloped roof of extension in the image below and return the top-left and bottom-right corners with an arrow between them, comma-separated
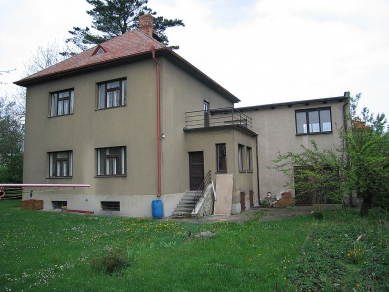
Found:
236,96 -> 347,112
15,29 -> 240,103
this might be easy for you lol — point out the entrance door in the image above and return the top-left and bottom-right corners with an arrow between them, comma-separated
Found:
189,151 -> 204,190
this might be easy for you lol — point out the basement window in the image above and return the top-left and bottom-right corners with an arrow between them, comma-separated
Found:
52,201 -> 67,209
101,201 -> 120,211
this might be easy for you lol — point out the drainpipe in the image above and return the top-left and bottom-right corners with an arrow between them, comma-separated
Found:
255,135 -> 261,205
342,92 -> 350,204
151,47 -> 162,197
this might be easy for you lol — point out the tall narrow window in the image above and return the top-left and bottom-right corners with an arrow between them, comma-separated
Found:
238,144 -> 244,172
216,144 -> 227,172
98,79 -> 126,109
49,151 -> 72,177
97,147 -> 126,176
51,89 -> 74,116
246,147 -> 252,172
295,108 -> 332,134
204,100 -> 210,127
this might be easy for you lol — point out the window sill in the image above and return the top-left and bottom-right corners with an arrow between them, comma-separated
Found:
95,105 -> 127,111
95,175 -> 127,178
238,170 -> 246,173
215,171 -> 227,174
48,113 -> 74,118
47,176 -> 72,179
296,131 -> 333,136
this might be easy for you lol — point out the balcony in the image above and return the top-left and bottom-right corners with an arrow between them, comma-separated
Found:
185,108 -> 252,130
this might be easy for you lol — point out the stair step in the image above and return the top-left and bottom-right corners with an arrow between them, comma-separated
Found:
174,208 -> 194,212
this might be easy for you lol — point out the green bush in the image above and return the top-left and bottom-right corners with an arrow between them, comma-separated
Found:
90,247 -> 129,275
260,199 -> 270,207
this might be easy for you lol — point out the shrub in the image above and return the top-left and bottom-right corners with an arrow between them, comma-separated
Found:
260,200 -> 270,207
90,247 -> 129,275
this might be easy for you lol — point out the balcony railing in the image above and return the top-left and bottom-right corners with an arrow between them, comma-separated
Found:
185,107 -> 252,130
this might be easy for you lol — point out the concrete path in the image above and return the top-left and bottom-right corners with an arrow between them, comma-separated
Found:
169,206 -> 314,224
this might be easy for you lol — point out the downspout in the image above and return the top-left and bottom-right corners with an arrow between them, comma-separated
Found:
151,47 -> 162,197
342,92 -> 350,204
255,135 -> 261,205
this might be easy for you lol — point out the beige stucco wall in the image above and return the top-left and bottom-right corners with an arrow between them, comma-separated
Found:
22,56 -> 239,217
243,100 -> 348,202
159,58 -> 234,195
184,126 -> 257,214
24,60 -> 159,195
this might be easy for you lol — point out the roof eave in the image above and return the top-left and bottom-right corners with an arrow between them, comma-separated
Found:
14,48 -> 240,104
236,96 -> 347,111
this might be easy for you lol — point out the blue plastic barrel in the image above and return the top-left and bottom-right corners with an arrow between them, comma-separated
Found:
152,200 -> 163,219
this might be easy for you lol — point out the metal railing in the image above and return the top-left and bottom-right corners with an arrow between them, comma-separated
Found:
185,107 -> 252,130
193,170 -> 212,207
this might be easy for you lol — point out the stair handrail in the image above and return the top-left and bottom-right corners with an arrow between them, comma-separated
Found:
193,170 -> 212,207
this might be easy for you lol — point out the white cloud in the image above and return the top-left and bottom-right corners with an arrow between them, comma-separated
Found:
152,0 -> 389,115
1,0 -> 388,117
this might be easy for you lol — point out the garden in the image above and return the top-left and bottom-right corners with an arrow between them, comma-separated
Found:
1,200 -> 388,291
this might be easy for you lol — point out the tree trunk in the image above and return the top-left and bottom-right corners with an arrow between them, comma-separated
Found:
360,194 -> 374,216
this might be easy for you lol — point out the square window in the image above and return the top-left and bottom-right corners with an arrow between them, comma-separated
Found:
97,147 -> 126,176
216,144 -> 227,172
49,151 -> 72,177
50,89 -> 74,116
296,108 -> 332,134
98,79 -> 126,109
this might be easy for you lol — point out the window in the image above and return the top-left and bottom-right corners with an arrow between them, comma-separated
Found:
98,79 -> 126,109
216,144 -> 227,172
50,89 -> 74,116
246,147 -> 252,172
204,100 -> 210,127
296,108 -> 332,134
49,151 -> 72,177
238,144 -> 244,171
101,201 -> 120,211
97,147 -> 126,176
52,201 -> 67,209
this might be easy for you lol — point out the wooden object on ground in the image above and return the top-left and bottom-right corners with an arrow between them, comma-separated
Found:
273,191 -> 293,208
21,199 -> 43,210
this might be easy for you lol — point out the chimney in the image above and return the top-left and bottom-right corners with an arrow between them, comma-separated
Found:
139,14 -> 154,37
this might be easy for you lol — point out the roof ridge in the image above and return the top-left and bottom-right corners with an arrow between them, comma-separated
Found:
134,28 -> 165,47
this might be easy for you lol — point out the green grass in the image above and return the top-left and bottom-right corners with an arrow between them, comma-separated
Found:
0,200 -> 388,291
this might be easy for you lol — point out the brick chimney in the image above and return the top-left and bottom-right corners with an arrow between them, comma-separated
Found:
139,14 -> 154,37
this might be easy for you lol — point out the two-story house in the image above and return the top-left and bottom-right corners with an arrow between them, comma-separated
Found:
15,15 -> 258,217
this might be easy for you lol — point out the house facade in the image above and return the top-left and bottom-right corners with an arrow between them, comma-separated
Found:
237,96 -> 349,205
15,15 -> 349,216
15,15 -> 258,217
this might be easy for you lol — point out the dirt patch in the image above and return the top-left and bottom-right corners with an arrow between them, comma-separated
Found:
169,206 -> 314,224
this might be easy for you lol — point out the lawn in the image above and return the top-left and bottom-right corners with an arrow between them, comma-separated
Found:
1,200 -> 388,291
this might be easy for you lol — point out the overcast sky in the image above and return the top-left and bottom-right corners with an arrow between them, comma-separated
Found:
1,0 -> 388,119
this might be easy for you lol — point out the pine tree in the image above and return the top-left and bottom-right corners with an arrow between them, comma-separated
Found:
66,0 -> 184,52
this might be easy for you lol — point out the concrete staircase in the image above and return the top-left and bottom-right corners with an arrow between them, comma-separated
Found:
171,191 -> 197,218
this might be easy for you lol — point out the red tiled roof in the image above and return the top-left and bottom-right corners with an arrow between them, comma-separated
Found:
16,29 -> 164,85
15,29 -> 240,103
